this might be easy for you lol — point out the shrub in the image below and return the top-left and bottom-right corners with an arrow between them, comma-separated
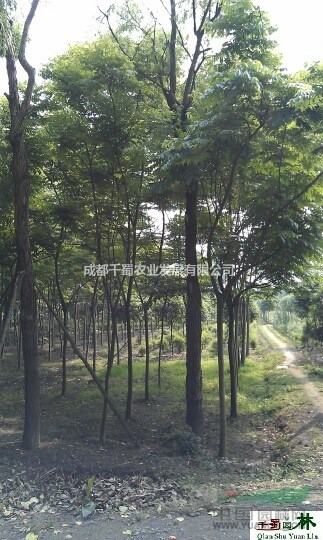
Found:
171,333 -> 185,353
201,328 -> 213,349
165,428 -> 200,456
138,344 -> 146,357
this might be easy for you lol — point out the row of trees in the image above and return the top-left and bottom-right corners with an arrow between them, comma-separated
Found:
0,0 -> 322,456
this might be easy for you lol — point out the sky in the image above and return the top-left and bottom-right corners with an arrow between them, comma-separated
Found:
1,0 -> 323,92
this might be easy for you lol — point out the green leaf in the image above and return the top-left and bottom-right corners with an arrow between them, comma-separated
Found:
25,534 -> 38,540
85,475 -> 95,497
81,501 -> 96,518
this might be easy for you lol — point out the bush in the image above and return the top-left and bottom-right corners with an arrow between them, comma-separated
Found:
208,338 -> 218,355
306,365 -> 323,379
201,328 -> 213,349
165,428 -> 200,456
138,344 -> 146,357
171,333 -> 185,353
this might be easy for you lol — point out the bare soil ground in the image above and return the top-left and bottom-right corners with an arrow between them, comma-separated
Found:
0,326 -> 323,539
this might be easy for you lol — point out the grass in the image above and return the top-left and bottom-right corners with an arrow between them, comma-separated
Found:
305,365 -> 323,379
0,325 -> 308,453
1,326 -> 322,517
59,338 -> 303,446
231,486 -> 312,504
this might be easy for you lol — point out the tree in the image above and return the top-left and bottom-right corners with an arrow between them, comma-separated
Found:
2,0 -> 41,449
101,0 -> 226,436
174,1 -> 323,455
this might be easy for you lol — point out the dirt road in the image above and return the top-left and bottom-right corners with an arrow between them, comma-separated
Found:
261,325 -> 323,414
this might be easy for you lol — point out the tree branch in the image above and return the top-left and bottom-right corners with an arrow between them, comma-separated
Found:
19,0 -> 40,117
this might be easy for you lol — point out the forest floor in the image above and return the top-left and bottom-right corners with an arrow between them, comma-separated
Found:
0,324 -> 323,539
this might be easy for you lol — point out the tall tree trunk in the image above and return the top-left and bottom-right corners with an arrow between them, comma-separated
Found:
91,278 -> 99,374
61,308 -> 68,396
125,297 -> 133,421
226,295 -> 238,418
0,270 -> 24,367
144,304 -> 150,403
185,184 -> 203,435
217,296 -> 226,458
47,287 -> 52,361
17,326 -> 22,370
240,297 -> 246,366
100,305 -> 117,443
5,0 -> 41,451
246,296 -> 250,357
73,301 -> 77,343
158,302 -> 166,388
234,299 -> 240,368
12,137 -> 40,449
170,320 -> 174,356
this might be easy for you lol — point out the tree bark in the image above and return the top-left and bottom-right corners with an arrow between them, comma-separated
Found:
143,304 -> 150,402
5,0 -> 41,449
226,295 -> 238,418
11,133 -> 40,448
0,271 -> 24,367
99,304 -> 117,443
240,297 -> 246,366
185,185 -> 203,435
217,296 -> 226,458
246,296 -> 250,357
125,297 -> 133,420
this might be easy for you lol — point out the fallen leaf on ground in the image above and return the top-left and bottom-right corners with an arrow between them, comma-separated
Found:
21,497 -> 39,510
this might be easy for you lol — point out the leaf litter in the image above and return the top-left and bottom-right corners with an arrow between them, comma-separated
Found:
0,469 -> 188,522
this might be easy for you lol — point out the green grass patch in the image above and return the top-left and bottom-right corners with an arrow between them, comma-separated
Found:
305,365 -> 323,379
232,486 -> 312,504
237,352 -> 304,415
0,323 -> 309,449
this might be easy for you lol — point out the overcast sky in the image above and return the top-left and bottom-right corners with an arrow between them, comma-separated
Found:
1,0 -> 323,92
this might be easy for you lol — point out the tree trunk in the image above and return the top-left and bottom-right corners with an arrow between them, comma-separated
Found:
144,304 -> 150,402
61,308 -> 68,396
217,296 -> 226,458
5,0 -> 42,449
91,279 -> 99,374
17,327 -> 22,370
246,296 -> 250,357
125,299 -> 133,421
185,184 -> 203,436
12,136 -> 40,449
240,297 -> 246,366
0,270 -> 24,367
100,306 -> 117,443
157,304 -> 166,388
226,296 -> 238,418
234,299 -> 240,368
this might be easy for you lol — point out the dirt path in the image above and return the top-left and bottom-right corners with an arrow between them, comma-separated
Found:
261,325 -> 323,414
